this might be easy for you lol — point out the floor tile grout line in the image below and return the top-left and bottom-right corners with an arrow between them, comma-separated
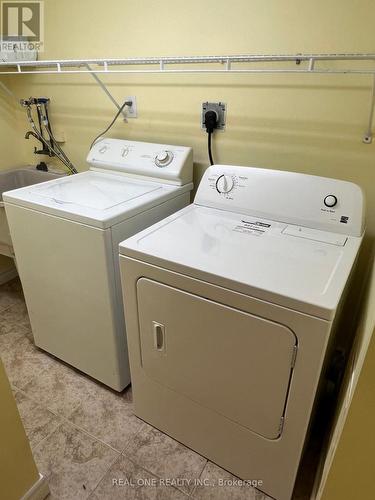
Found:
16,383 -> 264,499
0,329 -> 28,338
30,405 -> 124,456
30,419 -> 62,452
1,285 -> 156,493
8,359 -> 59,392
89,453 -> 191,499
0,302 -> 25,314
0,300 -> 22,314
61,416 -> 125,454
31,420 -> 122,499
32,420 -> 66,453
30,416 -> 196,499
189,459 -> 208,498
4,291 -> 205,498
11,352 -> 83,393
6,335 -> 204,495
22,390 -> 203,498
118,424 -> 208,498
12,386 -> 87,453
51,413 -> 206,496
14,372 -> 137,454
86,452 -> 124,499
14,379 -> 206,495
11,370 -> 44,392
119,421 -> 149,455
0,323 -> 31,337
0,299 -> 25,311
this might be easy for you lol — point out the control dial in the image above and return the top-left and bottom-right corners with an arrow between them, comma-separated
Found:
155,150 -> 174,167
216,174 -> 234,194
324,195 -> 338,208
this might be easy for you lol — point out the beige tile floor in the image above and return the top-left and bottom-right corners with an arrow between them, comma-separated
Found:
0,278 -> 270,500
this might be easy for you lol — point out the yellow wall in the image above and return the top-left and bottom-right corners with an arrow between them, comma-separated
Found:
6,0 -> 375,239
319,253 -> 375,499
322,330 -> 375,499
0,359 -> 40,499
321,337 -> 375,499
0,83 -> 24,170
0,88 -> 24,272
0,1 -> 375,497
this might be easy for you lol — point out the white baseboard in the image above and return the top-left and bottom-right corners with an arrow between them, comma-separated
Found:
0,266 -> 18,285
20,473 -> 50,500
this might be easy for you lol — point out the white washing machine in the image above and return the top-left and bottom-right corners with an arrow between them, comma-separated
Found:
3,139 -> 193,391
119,165 -> 365,500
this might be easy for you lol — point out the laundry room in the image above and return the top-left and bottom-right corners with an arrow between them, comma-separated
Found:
0,1 -> 374,499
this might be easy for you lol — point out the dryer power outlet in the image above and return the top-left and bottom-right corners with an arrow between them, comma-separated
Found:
201,102 -> 226,131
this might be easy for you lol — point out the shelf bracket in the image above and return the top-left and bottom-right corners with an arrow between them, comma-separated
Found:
85,63 -> 128,121
363,74 -> 375,144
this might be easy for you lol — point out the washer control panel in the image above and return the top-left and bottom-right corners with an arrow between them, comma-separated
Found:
195,165 -> 365,237
87,138 -> 193,186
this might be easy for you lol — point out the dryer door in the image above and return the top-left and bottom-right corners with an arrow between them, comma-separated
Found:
137,278 -> 297,440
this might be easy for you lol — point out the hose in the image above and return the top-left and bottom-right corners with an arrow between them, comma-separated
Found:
22,97 -> 78,175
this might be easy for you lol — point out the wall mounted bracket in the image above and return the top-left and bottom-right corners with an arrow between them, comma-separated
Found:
85,64 -> 128,121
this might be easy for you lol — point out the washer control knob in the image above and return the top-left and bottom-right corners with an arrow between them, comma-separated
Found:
216,175 -> 234,194
324,195 -> 338,208
155,150 -> 174,167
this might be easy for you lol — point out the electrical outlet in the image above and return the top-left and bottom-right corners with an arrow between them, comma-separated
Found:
201,102 -> 226,130
125,96 -> 137,118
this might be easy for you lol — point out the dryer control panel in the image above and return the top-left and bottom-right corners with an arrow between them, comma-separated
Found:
195,165 -> 365,237
87,138 -> 193,186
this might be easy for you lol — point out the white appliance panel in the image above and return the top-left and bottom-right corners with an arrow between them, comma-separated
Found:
120,205 -> 361,319
137,278 -> 297,439
195,165 -> 365,237
87,138 -> 193,185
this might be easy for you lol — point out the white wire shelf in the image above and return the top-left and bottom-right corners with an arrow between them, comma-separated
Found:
1,53 -> 375,142
1,53 -> 375,74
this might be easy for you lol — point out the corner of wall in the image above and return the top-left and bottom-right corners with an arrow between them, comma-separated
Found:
0,360 -> 42,500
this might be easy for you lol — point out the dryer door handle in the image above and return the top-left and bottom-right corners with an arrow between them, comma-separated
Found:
152,322 -> 166,353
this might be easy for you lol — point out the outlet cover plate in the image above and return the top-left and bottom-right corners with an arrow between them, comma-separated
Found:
201,102 -> 226,131
125,96 -> 137,118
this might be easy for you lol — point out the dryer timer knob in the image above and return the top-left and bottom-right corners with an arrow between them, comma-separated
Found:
216,175 -> 234,194
155,150 -> 174,167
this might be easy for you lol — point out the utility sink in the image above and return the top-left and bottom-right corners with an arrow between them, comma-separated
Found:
0,166 -> 65,257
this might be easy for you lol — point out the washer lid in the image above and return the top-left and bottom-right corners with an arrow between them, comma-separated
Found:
31,172 -> 159,209
119,204 -> 363,320
3,171 -> 191,229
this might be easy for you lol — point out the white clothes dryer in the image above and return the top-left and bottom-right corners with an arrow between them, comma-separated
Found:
119,165 -> 365,500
